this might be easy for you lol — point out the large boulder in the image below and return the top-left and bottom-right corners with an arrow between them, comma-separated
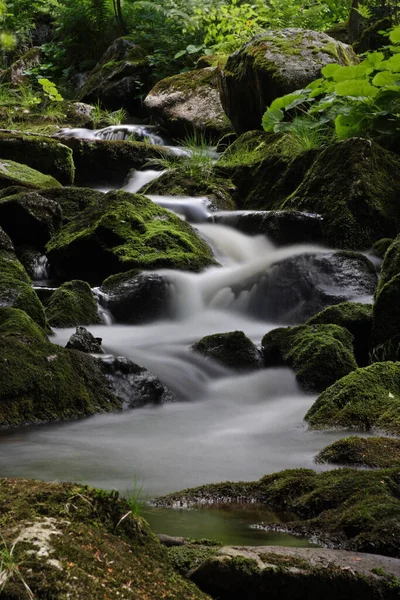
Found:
0,133 -> 75,185
144,67 -> 233,141
80,37 -> 150,113
0,478 -> 208,600
39,187 -> 105,224
246,251 -> 377,324
220,28 -> 358,134
101,270 -> 170,324
46,280 -> 102,328
0,190 -> 62,250
262,324 -> 357,392
192,331 -> 262,371
305,362 -> 400,435
0,159 -> 61,190
0,276 -> 47,330
46,191 -> 215,284
97,354 -> 176,408
0,307 -> 121,427
57,136 -> 175,185
306,302 -> 373,367
9,46 -> 41,85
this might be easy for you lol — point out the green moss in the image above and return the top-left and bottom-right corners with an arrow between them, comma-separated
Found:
371,237 -> 394,259
0,250 -> 30,282
316,436 -> 400,468
46,280 -> 102,328
151,68 -> 218,95
46,190 -> 216,283
0,478 -> 209,600
0,132 -> 75,185
0,159 -> 61,190
157,468 -> 400,557
0,276 -> 47,330
306,302 -> 372,366
305,362 -> 400,434
259,552 -> 310,570
262,324 -> 357,393
40,187 -> 105,224
192,331 -> 261,370
168,544 -> 220,576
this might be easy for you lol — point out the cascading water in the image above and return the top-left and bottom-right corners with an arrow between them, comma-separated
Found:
32,254 -> 50,281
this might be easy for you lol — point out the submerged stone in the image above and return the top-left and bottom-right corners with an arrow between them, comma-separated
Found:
192,331 -> 262,371
46,280 -> 102,328
262,324 -> 357,393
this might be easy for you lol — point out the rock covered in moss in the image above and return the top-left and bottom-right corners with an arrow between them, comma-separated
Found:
0,276 -> 47,330
46,280 -> 102,327
141,170 -> 236,212
57,135 -> 176,185
262,324 -> 357,392
0,158 -> 61,190
220,28 -> 357,134
0,478 -> 209,600
0,132 -> 75,184
97,354 -> 176,408
248,251 -> 377,324
144,67 -> 233,141
40,186 -> 105,224
306,302 -> 372,366
282,138 -> 400,249
0,224 -> 13,251
9,46 -> 41,85
47,191 -> 215,284
189,545 -> 400,600
101,270 -> 170,324
0,190 -> 62,250
316,436 -> 400,468
371,237 -> 394,259
305,362 -> 400,434
65,101 -> 95,128
80,37 -> 150,113
0,307 -> 121,426
66,326 -> 103,353
192,331 -> 262,371
156,467 -> 400,557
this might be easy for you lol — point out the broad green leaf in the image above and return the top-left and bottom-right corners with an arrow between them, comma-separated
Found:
380,54 -> 400,73
332,62 -> 370,82
372,71 -> 400,87
269,93 -> 307,111
390,26 -> 400,44
334,113 -> 363,139
261,108 -> 283,132
321,63 -> 341,79
364,51 -> 385,69
335,79 -> 379,98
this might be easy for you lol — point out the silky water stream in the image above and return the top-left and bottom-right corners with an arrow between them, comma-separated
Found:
0,125 -> 374,545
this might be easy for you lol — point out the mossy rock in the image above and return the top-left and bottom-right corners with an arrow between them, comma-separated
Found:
141,170 -> 236,211
156,467 -> 400,558
316,436 -> 400,468
0,132 -> 75,185
46,190 -> 215,284
371,238 -> 394,259
306,302 -> 373,367
0,225 -> 13,251
0,307 -> 121,426
39,186 -> 105,224
168,544 -> 221,578
192,331 -> 262,371
0,248 -> 29,282
262,324 -> 357,393
0,190 -> 62,250
0,158 -> 61,190
46,280 -> 102,328
0,478 -> 209,599
281,138 -> 400,250
0,276 -> 47,330
220,28 -> 358,134
305,362 -> 400,434
80,37 -> 151,113
196,54 -> 228,68
58,135 -> 176,185
144,67 -> 233,141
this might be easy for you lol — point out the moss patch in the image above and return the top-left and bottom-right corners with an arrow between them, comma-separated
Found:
262,324 -> 357,393
46,280 -> 102,328
0,159 -> 61,190
316,436 -> 400,468
39,186 -> 106,224
192,331 -> 261,370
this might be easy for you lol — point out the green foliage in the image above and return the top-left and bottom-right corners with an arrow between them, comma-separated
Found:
262,24 -> 400,146
147,132 -> 215,178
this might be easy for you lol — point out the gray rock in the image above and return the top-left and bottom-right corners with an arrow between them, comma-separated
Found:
66,326 -> 103,354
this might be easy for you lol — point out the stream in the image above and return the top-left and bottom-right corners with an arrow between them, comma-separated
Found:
0,123 -> 373,545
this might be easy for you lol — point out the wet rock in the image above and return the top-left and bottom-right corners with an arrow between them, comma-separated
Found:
80,37 -> 150,113
0,159 -> 61,191
47,191 -> 215,284
0,225 -> 13,252
97,354 -> 176,408
0,275 -> 47,330
189,545 -> 400,600
192,331 -> 262,371
9,47 -> 41,85
306,302 -> 373,367
247,251 -> 377,324
39,187 -> 105,224
212,210 -> 323,246
316,436 -> 400,468
220,28 -> 358,134
0,132 -> 75,185
0,307 -> 120,427
306,361 -> 400,435
101,271 -> 170,324
262,324 -> 357,393
370,238 -> 393,260
46,280 -> 102,328
66,326 -> 103,354
144,67 -> 233,141
65,102 -> 95,128
0,190 -> 62,251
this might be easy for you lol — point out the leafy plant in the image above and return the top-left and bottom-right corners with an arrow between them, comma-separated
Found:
38,77 -> 63,101
262,25 -> 400,146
